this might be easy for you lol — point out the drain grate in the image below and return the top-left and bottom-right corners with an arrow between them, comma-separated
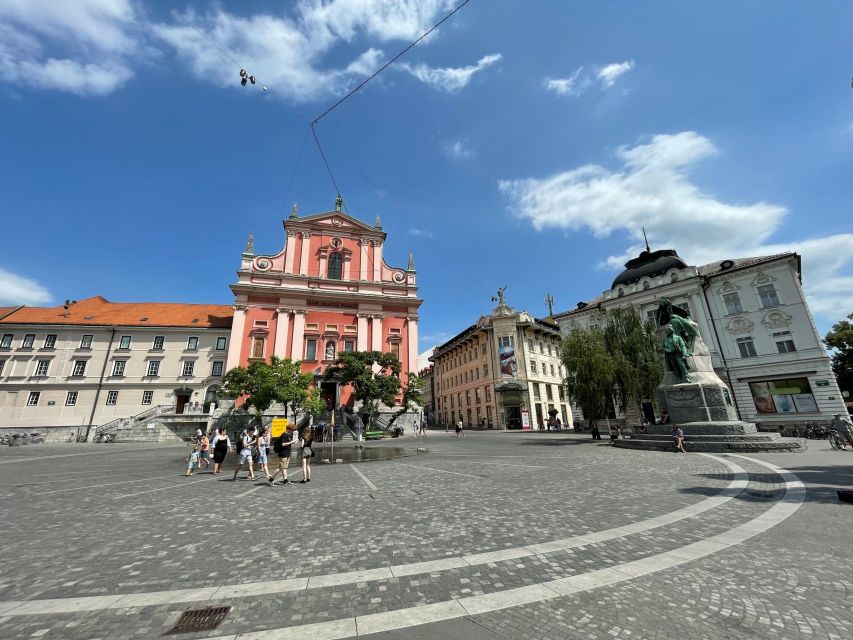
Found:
164,605 -> 231,635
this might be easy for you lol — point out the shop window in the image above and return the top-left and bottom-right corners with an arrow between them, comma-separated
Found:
749,378 -> 817,414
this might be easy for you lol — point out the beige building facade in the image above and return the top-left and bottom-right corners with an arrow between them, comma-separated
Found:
431,299 -> 572,430
0,296 -> 232,436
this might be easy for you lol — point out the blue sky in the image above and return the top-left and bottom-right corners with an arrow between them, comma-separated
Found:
1,0 -> 852,353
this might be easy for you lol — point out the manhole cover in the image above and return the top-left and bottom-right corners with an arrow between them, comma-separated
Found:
165,605 -> 231,635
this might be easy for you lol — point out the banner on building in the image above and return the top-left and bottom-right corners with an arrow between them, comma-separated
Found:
499,343 -> 517,377
521,409 -> 530,430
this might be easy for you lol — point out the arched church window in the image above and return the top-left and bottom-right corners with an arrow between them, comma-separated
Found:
328,252 -> 343,280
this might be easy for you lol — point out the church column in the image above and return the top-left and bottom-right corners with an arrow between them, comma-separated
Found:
274,309 -> 290,358
226,305 -> 247,369
407,315 -> 419,374
357,313 -> 369,351
372,240 -> 382,282
371,315 -> 383,352
343,252 -> 352,281
284,230 -> 296,274
289,310 -> 306,360
359,239 -> 370,280
298,232 -> 311,276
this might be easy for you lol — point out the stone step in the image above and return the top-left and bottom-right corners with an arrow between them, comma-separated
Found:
613,437 -> 806,453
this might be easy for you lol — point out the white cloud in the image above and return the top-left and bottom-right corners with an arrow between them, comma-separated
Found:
442,138 -> 474,161
544,67 -> 589,97
545,60 -> 635,98
0,269 -> 51,306
417,347 -> 435,371
409,228 -> 435,238
402,53 -> 501,93
597,60 -> 635,87
0,0 -> 138,95
498,131 -> 853,319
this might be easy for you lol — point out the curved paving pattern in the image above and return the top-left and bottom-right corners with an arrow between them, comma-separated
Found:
0,436 -> 832,640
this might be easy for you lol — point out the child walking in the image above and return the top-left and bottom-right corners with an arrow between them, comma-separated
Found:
185,445 -> 200,476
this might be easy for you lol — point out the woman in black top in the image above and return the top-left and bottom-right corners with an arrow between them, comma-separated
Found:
299,425 -> 314,483
210,428 -> 231,474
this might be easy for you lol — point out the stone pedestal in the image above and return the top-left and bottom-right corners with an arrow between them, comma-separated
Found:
656,383 -> 738,424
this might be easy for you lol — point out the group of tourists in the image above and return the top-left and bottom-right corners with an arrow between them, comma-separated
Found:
184,424 -> 316,484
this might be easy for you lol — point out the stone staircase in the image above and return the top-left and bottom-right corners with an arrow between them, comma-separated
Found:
613,421 -> 807,453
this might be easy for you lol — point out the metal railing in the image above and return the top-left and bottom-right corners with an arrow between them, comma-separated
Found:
94,404 -> 175,439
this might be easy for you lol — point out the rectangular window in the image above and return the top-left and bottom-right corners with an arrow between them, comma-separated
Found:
80,334 -> 93,348
216,337 -> 227,350
305,339 -> 317,361
142,390 -> 153,405
530,360 -> 537,374
550,363 -> 556,377
118,335 -> 132,349
106,390 -> 118,405
0,359 -> 5,375
475,387 -> 481,403
187,336 -> 199,351
757,284 -> 780,309
485,385 -> 491,402
466,390 -> 471,406
527,339 -> 534,351
65,391 -> 78,406
212,361 -> 224,376
722,293 -> 743,315
736,337 -> 757,358
498,336 -> 514,347
483,364 -> 488,376
147,360 -> 160,377
559,386 -> 565,401
546,385 -> 554,401
22,334 -> 35,348
533,383 -> 541,400
112,360 -> 126,377
182,361 -> 195,377
72,360 -> 87,376
34,360 -> 49,376
152,336 -> 165,350
27,391 -> 40,406
776,339 -> 796,353
344,340 -> 355,352
251,337 -> 265,359
1,334 -> 12,348
390,342 -> 400,361
44,334 -> 57,348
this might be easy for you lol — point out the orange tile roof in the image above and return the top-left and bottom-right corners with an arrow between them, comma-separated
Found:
0,306 -> 20,320
0,296 -> 232,328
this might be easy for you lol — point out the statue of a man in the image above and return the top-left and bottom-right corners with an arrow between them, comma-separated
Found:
495,286 -> 507,305
662,324 -> 691,383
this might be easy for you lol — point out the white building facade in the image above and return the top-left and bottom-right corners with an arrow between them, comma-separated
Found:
554,249 -> 845,430
0,296 -> 232,435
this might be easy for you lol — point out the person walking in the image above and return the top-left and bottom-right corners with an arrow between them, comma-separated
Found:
831,413 -> 853,450
455,418 -> 464,437
210,428 -> 231,474
185,445 -> 200,476
299,424 -> 314,483
591,422 -> 601,440
233,426 -> 257,480
198,432 -> 211,470
672,425 -> 687,452
256,427 -> 271,481
268,426 -> 297,485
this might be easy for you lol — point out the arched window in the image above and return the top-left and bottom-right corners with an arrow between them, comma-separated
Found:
642,280 -> 650,290
328,252 -> 343,280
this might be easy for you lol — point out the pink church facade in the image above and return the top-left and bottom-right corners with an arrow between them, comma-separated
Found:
226,202 -> 422,410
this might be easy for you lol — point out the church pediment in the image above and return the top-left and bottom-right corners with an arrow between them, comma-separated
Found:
285,211 -> 386,238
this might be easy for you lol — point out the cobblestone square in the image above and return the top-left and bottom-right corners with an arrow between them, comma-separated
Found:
0,431 -> 851,640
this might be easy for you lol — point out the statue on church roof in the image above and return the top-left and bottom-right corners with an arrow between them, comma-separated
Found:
374,215 -> 382,229
408,251 -> 415,271
335,194 -> 343,212
244,232 -> 254,255
289,203 -> 299,218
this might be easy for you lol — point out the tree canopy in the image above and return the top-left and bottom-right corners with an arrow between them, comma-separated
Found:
560,308 -> 662,425
324,351 -> 402,420
824,312 -> 853,395
221,356 -> 316,418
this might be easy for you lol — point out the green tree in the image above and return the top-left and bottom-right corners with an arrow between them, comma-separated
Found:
324,351 -> 402,426
560,324 -> 615,429
824,312 -> 853,396
603,307 -> 663,418
221,356 -> 315,421
387,371 -> 425,427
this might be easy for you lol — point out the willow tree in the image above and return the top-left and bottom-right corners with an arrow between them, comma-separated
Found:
603,307 -> 662,420
560,324 -> 615,430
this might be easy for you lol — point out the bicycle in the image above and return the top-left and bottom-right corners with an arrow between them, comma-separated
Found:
828,428 -> 847,451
